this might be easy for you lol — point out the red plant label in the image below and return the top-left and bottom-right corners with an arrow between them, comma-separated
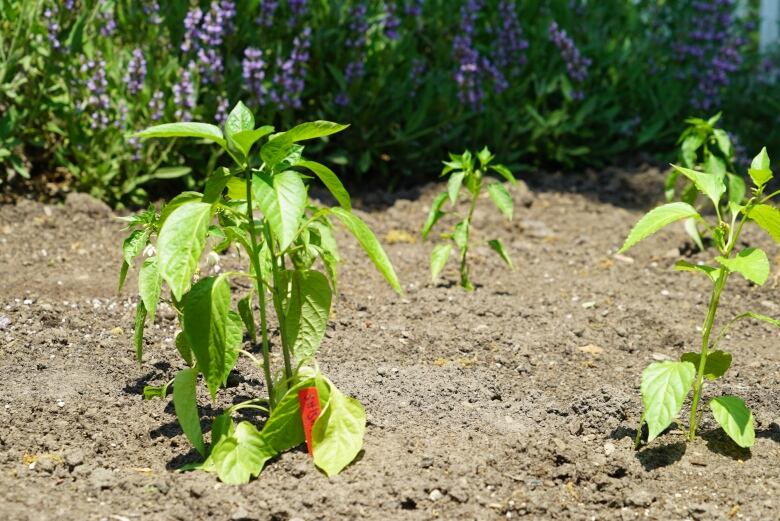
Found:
297,387 -> 321,456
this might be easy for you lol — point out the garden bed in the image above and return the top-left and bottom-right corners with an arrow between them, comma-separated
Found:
2,167 -> 780,520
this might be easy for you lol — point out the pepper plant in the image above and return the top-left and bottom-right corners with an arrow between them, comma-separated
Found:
118,102 -> 402,483
421,147 -> 516,290
621,147 -> 780,450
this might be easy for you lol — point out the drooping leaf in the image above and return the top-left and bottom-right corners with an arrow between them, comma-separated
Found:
712,129 -> 732,158
487,183 -> 514,220
283,121 -> 349,142
237,295 -> 256,344
670,164 -> 726,208
619,202 -> 701,253
683,218 -> 705,252
487,239 -> 513,268
151,166 -> 192,179
142,384 -> 169,400
330,207 -> 403,295
175,331 -> 193,366
138,257 -> 162,320
297,160 -> 351,210
680,350 -> 732,380
447,171 -> 465,205
489,164 -> 516,184
747,204 -> 780,243
134,300 -> 147,363
716,247 -> 769,286
223,311 -> 243,385
211,421 -> 276,484
421,192 -> 448,240
118,261 -> 130,293
202,167 -> 233,204
158,202 -> 213,300
173,367 -> 206,457
709,396 -> 755,448
312,385 -> 366,477
430,243 -> 452,281
640,361 -> 696,442
674,260 -> 720,282
182,275 -> 232,400
252,171 -> 306,251
135,122 -> 226,148
284,270 -> 332,359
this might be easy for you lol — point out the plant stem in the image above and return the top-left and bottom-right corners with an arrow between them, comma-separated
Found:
688,268 -> 728,440
244,171 -> 275,409
263,223 -> 294,383
459,181 -> 481,291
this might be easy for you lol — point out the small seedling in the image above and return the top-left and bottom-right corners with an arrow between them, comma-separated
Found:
119,102 -> 402,483
666,113 -> 745,250
622,146 -> 780,450
421,147 -> 516,290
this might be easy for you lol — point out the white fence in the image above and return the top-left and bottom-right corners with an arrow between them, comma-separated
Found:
761,0 -> 779,50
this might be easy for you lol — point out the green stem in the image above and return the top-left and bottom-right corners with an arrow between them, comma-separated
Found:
459,180 -> 481,291
263,223 -> 294,383
244,171 -> 275,409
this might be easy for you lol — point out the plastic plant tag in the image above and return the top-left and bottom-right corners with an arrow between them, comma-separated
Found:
298,386 -> 321,456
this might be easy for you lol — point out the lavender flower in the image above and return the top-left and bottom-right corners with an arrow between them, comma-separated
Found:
143,1 -> 162,24
409,58 -> 427,96
129,136 -> 143,161
100,5 -> 117,37
404,0 -> 424,17
150,91 -> 165,121
384,2 -> 401,40
548,21 -> 591,100
493,1 -> 528,75
343,4 -> 369,85
269,27 -> 312,110
173,67 -> 197,120
181,7 -> 203,54
124,48 -> 147,96
79,55 -> 111,129
288,0 -> 308,27
256,0 -> 279,27
215,97 -> 230,125
43,6 -> 61,51
242,47 -> 267,104
197,47 -> 224,84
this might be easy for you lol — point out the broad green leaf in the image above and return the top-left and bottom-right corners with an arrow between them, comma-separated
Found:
297,160 -> 351,210
421,192 -> 448,240
680,350 -> 732,380
175,331 -> 193,366
681,134 -> 704,167
487,239 -> 513,268
253,171 -> 306,251
709,396 -> 755,448
210,413 -> 234,449
237,295 -> 256,344
134,301 -> 147,363
640,361 -> 696,442
223,311 -> 243,384
284,270 -> 332,359
447,171 -> 465,205
202,167 -> 233,204
670,164 -> 726,208
619,202 -> 701,253
330,207 -> 403,295
159,192 -> 203,227
262,377 -> 317,452
260,134 -> 294,167
183,275 -> 232,400
490,164 -> 516,184
231,126 -> 275,159
430,243 -> 452,281
713,129 -> 732,158
312,386 -> 366,477
705,154 -> 726,178
122,229 -> 149,266
487,183 -> 513,220
158,202 -> 213,300
674,260 -> 720,282
151,166 -> 192,180
683,218 -> 705,252
283,121 -> 349,142
749,147 -> 772,187
226,177 -> 246,200
747,204 -> 780,243
716,248 -> 769,286
138,257 -> 162,320
224,101 -> 254,138
211,421 -> 275,484
453,220 -> 469,250
726,173 -> 745,205
173,367 -> 206,457
142,384 -> 169,400
135,122 -> 226,148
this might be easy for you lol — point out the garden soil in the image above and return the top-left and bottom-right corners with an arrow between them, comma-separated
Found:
2,167 -> 780,521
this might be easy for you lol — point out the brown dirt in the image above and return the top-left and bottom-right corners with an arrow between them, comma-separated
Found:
2,167 -> 780,521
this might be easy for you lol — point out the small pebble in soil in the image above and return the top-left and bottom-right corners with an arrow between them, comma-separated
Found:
603,442 -> 616,456
0,315 -> 10,330
429,489 -> 444,501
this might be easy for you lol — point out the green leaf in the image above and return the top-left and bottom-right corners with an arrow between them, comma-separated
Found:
285,270 -> 332,359
158,202 -> 213,301
447,171 -> 465,205
223,311 -> 243,384
183,275 -> 232,400
421,192 -> 448,240
138,257 -> 162,320
430,243 -> 452,281
253,171 -> 306,251
680,350 -> 732,380
159,192 -> 203,227
726,173 -> 746,205
122,229 -> 149,266
670,164 -> 726,208
135,122 -> 226,148
175,331 -> 193,366
619,202 -> 701,253
709,396 -> 755,448
312,385 -> 366,477
297,160 -> 351,210
202,167 -> 233,204
330,207 -> 403,295
674,260 -> 720,282
118,261 -> 130,293
210,412 -> 234,449
142,384 -> 169,400
640,361 -> 696,442
173,368 -> 206,457
487,183 -> 513,220
134,301 -> 147,363
453,220 -> 469,250
262,378 -> 316,452
231,126 -> 275,160
151,166 -> 192,179
237,295 -> 256,344
283,121 -> 349,142
260,135 -> 294,167
747,204 -> 780,243
748,147 -> 773,187
716,248 -> 769,286
211,421 -> 275,484
487,239 -> 513,268
713,129 -> 732,158
489,164 -> 516,184
224,101 -> 254,137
